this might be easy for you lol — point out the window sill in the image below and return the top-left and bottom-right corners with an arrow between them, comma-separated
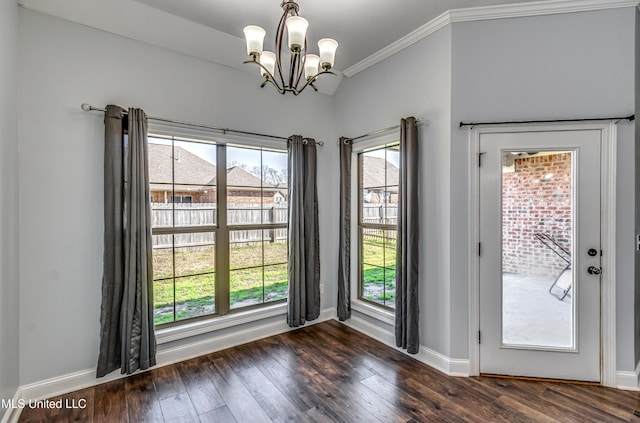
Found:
156,303 -> 287,344
351,299 -> 395,326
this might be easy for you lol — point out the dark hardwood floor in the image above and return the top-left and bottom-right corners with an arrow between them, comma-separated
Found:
18,320 -> 640,422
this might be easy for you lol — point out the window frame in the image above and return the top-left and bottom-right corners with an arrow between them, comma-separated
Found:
148,126 -> 289,331
350,132 -> 399,323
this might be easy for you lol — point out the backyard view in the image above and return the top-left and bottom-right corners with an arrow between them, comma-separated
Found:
361,229 -> 396,306
152,237 -> 287,325
360,144 -> 399,308
149,136 -> 400,322
149,138 -> 289,325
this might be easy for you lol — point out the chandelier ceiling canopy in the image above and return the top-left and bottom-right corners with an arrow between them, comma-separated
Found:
243,1 -> 338,95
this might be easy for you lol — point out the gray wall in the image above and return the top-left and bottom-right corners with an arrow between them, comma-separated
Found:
0,0 -> 20,412
450,8 -> 637,367
11,4 -> 640,388
17,9 -> 338,385
334,26 -> 453,356
635,7 -> 640,368
336,7 -> 637,370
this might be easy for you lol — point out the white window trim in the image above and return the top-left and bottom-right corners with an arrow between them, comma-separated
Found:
149,121 -> 287,151
156,303 -> 287,344
149,123 -> 290,339
349,131 -> 399,324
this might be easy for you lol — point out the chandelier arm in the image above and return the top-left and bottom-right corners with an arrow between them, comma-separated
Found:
293,38 -> 307,90
243,59 -> 285,94
290,52 -> 303,90
264,76 -> 286,95
275,9 -> 288,89
296,70 -> 336,94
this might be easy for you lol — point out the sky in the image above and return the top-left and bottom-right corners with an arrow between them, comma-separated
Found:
149,136 -> 398,174
363,144 -> 400,167
149,136 -> 287,172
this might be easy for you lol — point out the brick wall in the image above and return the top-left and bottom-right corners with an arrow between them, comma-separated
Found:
502,153 -> 572,278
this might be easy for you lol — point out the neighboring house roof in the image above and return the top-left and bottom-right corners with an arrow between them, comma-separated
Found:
362,156 -> 399,188
149,143 -> 278,192
226,166 -> 265,188
148,143 -> 216,191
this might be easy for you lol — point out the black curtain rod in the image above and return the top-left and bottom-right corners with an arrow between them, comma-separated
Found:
347,118 -> 423,143
459,115 -> 635,128
80,103 -> 324,146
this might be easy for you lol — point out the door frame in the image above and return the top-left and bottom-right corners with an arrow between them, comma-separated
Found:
467,121 -> 617,386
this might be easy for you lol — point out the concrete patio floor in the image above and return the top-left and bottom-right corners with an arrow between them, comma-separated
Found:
502,272 -> 573,348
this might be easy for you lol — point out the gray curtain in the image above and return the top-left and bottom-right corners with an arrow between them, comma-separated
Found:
337,137 -> 352,321
287,135 -> 321,327
395,117 -> 420,354
97,105 -> 156,377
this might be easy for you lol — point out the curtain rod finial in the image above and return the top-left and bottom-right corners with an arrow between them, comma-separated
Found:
81,103 -> 92,112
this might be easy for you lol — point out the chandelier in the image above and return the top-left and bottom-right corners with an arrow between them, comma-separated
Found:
242,1 -> 338,95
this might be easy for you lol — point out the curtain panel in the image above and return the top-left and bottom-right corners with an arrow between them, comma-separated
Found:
97,105 -> 156,377
287,135 -> 321,327
395,117 -> 420,354
337,137 -> 352,321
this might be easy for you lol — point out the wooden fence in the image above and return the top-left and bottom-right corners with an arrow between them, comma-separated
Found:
152,203 -> 287,248
151,202 -> 396,248
362,203 -> 398,244
362,204 -> 398,225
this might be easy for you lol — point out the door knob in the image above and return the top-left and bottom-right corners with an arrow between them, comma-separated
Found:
587,266 -> 601,276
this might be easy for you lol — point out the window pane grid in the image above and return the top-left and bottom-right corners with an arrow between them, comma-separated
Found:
150,138 -> 288,326
152,232 -> 217,325
358,144 -> 399,310
229,228 -> 287,310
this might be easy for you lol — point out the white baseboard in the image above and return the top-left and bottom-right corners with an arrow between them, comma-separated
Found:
339,315 -> 470,377
615,361 -> 640,391
0,388 -> 23,423
18,308 -> 336,403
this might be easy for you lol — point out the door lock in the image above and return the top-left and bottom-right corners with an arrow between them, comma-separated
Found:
587,248 -> 598,257
587,266 -> 601,276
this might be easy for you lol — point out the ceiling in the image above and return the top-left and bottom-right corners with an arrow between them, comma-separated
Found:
23,0 -> 624,95
131,0 -> 539,72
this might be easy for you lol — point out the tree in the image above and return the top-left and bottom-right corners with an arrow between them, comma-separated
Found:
229,161 -> 286,186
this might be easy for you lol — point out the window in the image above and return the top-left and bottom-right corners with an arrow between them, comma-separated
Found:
358,144 -> 399,309
170,195 -> 193,204
149,136 -> 288,326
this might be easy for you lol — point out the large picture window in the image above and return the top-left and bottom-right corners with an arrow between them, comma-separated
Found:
358,144 -> 399,309
149,136 -> 288,326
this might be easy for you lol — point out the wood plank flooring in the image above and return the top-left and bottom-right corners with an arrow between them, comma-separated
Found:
18,320 -> 640,422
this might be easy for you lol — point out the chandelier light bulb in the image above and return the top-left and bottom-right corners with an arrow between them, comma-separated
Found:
318,38 -> 338,69
286,16 -> 309,52
260,51 -> 276,77
304,54 -> 320,80
243,25 -> 266,57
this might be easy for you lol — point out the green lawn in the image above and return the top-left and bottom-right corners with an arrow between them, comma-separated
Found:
361,232 -> 396,307
152,235 -> 397,325
153,242 -> 287,325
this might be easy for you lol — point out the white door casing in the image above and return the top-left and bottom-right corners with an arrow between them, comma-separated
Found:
467,122 -> 616,386
480,130 -> 600,380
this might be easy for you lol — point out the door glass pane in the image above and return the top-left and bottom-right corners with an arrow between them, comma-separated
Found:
502,151 -> 574,349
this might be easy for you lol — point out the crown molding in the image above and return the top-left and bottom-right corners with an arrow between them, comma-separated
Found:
343,0 -> 639,78
450,0 -> 639,21
342,10 -> 451,78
